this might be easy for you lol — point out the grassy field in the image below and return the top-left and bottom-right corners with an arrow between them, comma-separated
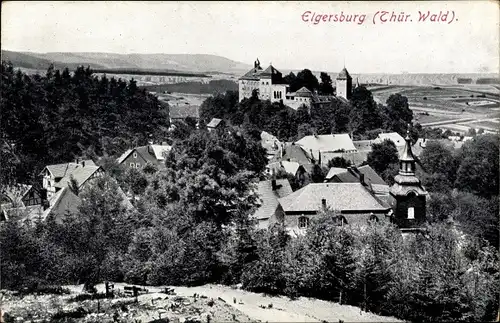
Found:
371,84 -> 500,134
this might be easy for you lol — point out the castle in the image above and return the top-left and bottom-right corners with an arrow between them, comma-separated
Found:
238,58 -> 353,109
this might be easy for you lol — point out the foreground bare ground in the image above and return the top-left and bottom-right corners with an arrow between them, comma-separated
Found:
1,283 -> 401,323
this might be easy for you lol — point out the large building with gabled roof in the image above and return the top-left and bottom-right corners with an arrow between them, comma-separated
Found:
238,58 -> 353,110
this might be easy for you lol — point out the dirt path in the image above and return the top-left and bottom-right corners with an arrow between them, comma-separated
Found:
87,283 -> 401,322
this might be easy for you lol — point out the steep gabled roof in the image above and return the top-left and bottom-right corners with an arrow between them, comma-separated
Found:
295,87 -> 313,97
271,143 -> 312,166
278,182 -> 389,213
54,165 -> 102,189
325,167 -> 347,180
267,161 -> 303,176
41,160 -> 96,178
253,179 -> 293,220
260,65 -> 281,77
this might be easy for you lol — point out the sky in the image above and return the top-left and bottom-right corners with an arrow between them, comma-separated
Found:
2,1 -> 499,74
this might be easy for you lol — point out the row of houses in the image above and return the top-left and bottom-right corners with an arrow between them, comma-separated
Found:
255,130 -> 430,235
1,159 -> 133,222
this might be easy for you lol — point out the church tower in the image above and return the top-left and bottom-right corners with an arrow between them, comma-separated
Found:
336,67 -> 352,100
389,130 -> 428,232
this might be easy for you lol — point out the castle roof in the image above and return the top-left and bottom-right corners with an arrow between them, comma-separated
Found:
239,66 -> 264,81
260,65 -> 281,77
337,67 -> 352,80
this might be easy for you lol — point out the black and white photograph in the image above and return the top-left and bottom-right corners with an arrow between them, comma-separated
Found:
0,1 -> 499,322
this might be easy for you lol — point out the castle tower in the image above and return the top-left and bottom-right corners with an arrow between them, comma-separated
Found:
389,130 -> 428,232
336,67 -> 352,100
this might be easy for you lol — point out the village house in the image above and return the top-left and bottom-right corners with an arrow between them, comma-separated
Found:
294,133 -> 358,166
265,161 -> 308,187
207,118 -> 224,132
252,179 -> 293,229
266,131 -> 427,236
0,184 -> 44,221
273,182 -> 392,236
40,159 -> 104,199
238,58 -> 353,109
117,144 -> 172,170
2,159 -> 133,222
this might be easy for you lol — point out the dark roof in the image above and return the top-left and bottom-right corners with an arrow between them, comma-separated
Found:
337,67 -> 352,80
260,65 -> 281,77
327,165 -> 387,187
271,143 -> 312,166
169,105 -> 200,120
253,179 -> 293,220
278,183 -> 389,213
239,66 -> 264,81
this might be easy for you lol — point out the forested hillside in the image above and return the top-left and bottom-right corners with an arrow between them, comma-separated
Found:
1,61 -> 169,185
0,62 -> 499,323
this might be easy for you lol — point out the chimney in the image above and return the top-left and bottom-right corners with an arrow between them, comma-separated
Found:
81,161 -> 86,167
272,179 -> 277,191
321,198 -> 327,209
359,173 -> 365,185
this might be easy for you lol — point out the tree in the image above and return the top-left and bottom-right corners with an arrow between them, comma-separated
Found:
420,141 -> 458,184
297,123 -> 315,140
349,86 -> 383,134
294,69 -> 320,92
310,162 -> 325,183
327,157 -> 351,168
367,139 -> 399,176
454,134 -> 499,198
383,94 -> 413,134
319,72 -> 334,95
68,175 -> 80,196
76,175 -> 128,290
148,128 -> 267,225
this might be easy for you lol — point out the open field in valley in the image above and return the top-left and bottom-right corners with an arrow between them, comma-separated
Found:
371,84 -> 500,134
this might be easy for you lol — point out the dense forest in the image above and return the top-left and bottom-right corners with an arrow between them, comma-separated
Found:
1,61 -> 170,185
1,63 -> 499,322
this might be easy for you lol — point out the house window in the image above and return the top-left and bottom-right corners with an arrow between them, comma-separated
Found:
407,207 -> 415,219
133,152 -> 137,158
130,163 -> 134,168
136,163 -> 140,168
298,216 -> 309,229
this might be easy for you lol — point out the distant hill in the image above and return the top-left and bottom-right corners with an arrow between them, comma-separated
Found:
1,50 -> 251,74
